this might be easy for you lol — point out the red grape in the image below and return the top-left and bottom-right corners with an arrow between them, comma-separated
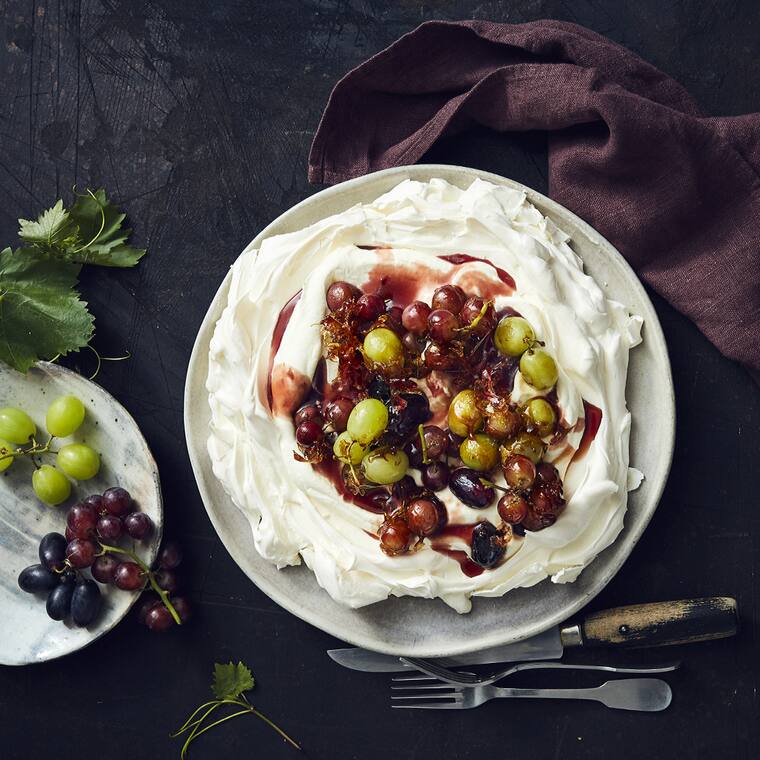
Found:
91,554 -> 120,584
158,541 -> 182,569
428,309 -> 460,342
113,561 -> 144,591
424,342 -> 459,371
96,515 -> 123,540
324,398 -> 354,433
402,332 -> 424,355
503,455 -> 536,490
83,494 -> 105,514
431,285 -> 465,314
136,594 -> 161,624
295,420 -> 323,446
65,525 -> 76,542
498,492 -> 529,524
421,426 -> 448,459
294,403 -> 322,426
124,512 -> 154,540
171,596 -> 192,624
326,281 -> 360,311
154,567 -> 179,593
385,305 -> 404,330
145,604 -> 175,632
66,502 -> 98,539
102,487 -> 133,517
401,301 -> 431,335
460,297 -> 496,335
406,498 -> 445,537
356,293 -> 385,321
379,518 -> 414,556
65,539 -> 97,569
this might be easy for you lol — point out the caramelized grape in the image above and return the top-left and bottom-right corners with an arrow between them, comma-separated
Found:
402,332 -> 424,355
536,462 -> 561,485
494,316 -> 535,357
379,518 -> 414,555
501,433 -> 545,465
387,393 -> 432,439
428,310 -> 460,343
432,285 -> 465,314
362,449 -> 409,484
459,434 -> 499,472
522,509 -> 556,531
296,420 -> 324,446
485,407 -> 522,439
406,497 -> 446,537
447,430 -> 464,458
525,397 -> 556,436
421,425 -> 448,459
347,398 -> 389,443
471,522 -> 506,568
421,461 -> 450,491
503,454 -> 536,490
385,305 -> 404,331
324,397 -> 354,432
424,342 -> 459,371
449,468 -> 495,508
460,297 -> 496,335
294,403 -> 322,426
326,281 -> 360,311
357,293 -> 385,321
402,301 -> 431,335
333,432 -> 368,464
520,349 -> 559,390
498,492 -> 529,524
447,389 -> 483,436
364,328 -> 404,368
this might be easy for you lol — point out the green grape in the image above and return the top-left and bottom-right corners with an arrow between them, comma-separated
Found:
363,328 -> 403,367
494,316 -> 535,357
0,438 -> 14,472
447,389 -> 483,437
459,434 -> 499,472
0,407 -> 36,444
347,399 -> 389,444
56,443 -> 101,480
46,395 -> 85,438
32,465 -> 71,505
362,449 -> 409,485
333,432 -> 368,465
500,433 -> 545,466
526,398 -> 556,436
520,349 -> 559,390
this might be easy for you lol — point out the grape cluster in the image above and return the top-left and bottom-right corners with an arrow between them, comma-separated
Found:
0,396 -> 101,505
292,278 -> 566,568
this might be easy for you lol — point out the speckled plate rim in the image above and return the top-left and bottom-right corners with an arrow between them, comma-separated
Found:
0,362 -> 163,666
184,164 -> 675,657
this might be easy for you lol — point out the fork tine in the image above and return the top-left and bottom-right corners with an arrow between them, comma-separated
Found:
392,692 -> 463,701
392,673 -> 438,682
392,702 -> 463,710
391,683 -> 458,691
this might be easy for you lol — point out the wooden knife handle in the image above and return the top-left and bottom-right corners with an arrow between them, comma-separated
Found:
579,597 -> 738,648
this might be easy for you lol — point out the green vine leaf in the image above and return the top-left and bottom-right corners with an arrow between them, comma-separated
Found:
18,200 -> 78,249
211,661 -> 255,701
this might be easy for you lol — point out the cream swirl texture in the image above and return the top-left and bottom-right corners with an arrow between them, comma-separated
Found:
206,178 -> 642,613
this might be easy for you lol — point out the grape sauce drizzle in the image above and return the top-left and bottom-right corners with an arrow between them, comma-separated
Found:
439,253 -> 516,293
266,290 -> 302,411
430,547 -> 485,578
573,401 -> 603,463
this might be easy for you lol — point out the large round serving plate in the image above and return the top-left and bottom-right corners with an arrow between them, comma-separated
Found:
1,362 -> 162,665
184,164 -> 674,657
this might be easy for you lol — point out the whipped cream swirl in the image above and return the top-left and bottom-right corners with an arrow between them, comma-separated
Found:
207,178 -> 642,613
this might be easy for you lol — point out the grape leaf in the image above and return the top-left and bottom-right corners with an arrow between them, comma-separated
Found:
0,247 -> 94,372
67,189 -> 146,267
211,661 -> 255,700
18,200 -> 78,249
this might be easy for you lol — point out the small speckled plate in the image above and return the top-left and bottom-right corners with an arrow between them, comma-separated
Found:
184,165 -> 675,657
0,362 -> 162,666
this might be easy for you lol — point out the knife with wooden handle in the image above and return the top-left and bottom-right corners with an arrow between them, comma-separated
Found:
327,597 -> 739,672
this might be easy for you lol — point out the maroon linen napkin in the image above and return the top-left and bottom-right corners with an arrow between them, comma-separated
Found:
308,20 -> 760,382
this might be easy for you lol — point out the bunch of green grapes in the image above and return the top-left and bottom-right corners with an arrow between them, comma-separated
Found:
0,395 -> 101,506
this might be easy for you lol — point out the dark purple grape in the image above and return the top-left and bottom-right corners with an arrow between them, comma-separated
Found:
171,596 -> 192,624
145,604 -> 175,632
154,568 -> 179,593
96,515 -> 123,540
422,461 -> 450,491
401,301 -> 431,335
391,475 -> 419,504
91,554 -> 119,584
158,541 -> 182,569
38,532 -> 67,571
113,562 -> 144,591
71,579 -> 102,627
82,494 -> 105,514
124,512 -> 154,540
385,305 -> 404,330
447,430 -> 464,458
422,426 -> 448,459
46,582 -> 75,620
424,342 -> 459,371
18,564 -> 58,593
294,403 -> 322,426
368,376 -> 391,402
402,332 -> 425,355
471,522 -> 506,568
387,393 -> 432,438
66,502 -> 98,539
295,420 -> 323,446
65,539 -> 97,569
357,293 -> 385,321
102,487 -> 133,517
431,285 -> 465,314
406,497 -> 446,537
449,468 -> 495,508
324,398 -> 354,433
427,310 -> 460,343
326,281 -> 360,311
136,594 -> 161,624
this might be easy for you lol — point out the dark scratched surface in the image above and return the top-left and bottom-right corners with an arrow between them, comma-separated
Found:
0,2 -> 758,758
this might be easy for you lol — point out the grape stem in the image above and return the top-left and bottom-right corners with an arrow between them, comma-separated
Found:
417,424 -> 430,465
97,542 -> 182,625
0,434 -> 56,465
479,477 -> 510,494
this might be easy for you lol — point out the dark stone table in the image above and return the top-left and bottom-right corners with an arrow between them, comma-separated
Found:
1,2 -> 758,758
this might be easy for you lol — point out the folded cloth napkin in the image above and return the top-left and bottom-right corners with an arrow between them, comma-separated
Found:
308,20 -> 760,383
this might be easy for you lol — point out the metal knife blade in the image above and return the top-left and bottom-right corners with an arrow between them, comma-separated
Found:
327,626 -> 563,672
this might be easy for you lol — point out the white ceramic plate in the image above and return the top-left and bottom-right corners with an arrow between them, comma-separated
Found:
184,165 -> 675,657
0,362 -> 162,665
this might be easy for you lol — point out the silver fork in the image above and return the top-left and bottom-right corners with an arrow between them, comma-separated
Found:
392,678 -> 672,711
396,657 -> 681,686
